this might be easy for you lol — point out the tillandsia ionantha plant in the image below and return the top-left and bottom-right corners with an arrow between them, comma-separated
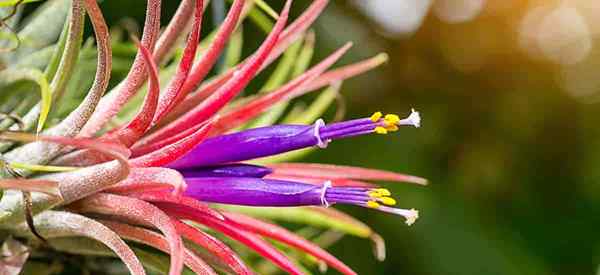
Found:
0,0 -> 426,274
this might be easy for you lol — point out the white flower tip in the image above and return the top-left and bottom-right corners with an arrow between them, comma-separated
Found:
404,209 -> 419,226
407,108 -> 421,128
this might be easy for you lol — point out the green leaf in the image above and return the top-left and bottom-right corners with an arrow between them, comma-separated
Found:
9,0 -> 70,61
246,3 -> 274,33
0,68 -> 51,132
8,162 -> 77,172
283,82 -> 342,125
222,28 -> 244,72
253,0 -> 279,20
246,35 -> 306,129
0,0 -> 44,8
216,205 -> 373,238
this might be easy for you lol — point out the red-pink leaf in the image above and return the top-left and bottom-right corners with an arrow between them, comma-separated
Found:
0,179 -> 62,199
152,0 -> 205,124
224,212 -> 357,275
159,203 -> 305,275
154,0 -> 195,64
265,174 -> 376,188
156,0 -> 330,130
16,211 -> 146,275
105,167 -> 187,196
131,121 -> 208,157
210,43 -> 352,134
129,119 -> 214,167
269,163 -> 428,185
303,53 -> 389,92
101,220 -> 216,275
81,0 -> 162,136
72,194 -> 184,275
171,218 -> 253,275
174,0 -> 246,112
0,132 -> 131,203
130,191 -> 224,221
111,38 -> 161,146
138,0 -> 292,146
51,39 -> 161,167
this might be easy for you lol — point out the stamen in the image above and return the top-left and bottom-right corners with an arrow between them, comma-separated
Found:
366,201 -> 380,208
313,119 -> 330,148
370,188 -> 391,196
383,114 -> 400,125
374,127 -> 388,135
377,197 -> 397,206
370,112 -> 383,122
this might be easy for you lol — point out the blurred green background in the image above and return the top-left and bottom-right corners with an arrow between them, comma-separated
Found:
92,0 -> 600,274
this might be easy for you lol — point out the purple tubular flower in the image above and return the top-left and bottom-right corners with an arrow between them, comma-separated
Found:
184,176 -> 419,225
178,163 -> 272,178
168,109 -> 420,169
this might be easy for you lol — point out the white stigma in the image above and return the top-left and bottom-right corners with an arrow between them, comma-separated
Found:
401,208 -> 419,226
378,206 -> 420,226
400,108 -> 421,128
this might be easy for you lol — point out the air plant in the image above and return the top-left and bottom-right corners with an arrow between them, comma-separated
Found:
0,0 -> 425,274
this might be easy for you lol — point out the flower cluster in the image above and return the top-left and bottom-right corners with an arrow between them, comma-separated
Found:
0,0 -> 425,274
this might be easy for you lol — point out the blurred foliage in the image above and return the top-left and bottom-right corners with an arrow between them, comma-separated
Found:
26,0 -> 600,274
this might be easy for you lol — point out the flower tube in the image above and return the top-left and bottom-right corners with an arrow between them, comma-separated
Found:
184,176 -> 419,225
169,109 -> 420,169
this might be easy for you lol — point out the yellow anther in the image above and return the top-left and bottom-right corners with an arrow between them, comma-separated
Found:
385,125 -> 399,132
374,127 -> 388,134
378,197 -> 397,206
373,188 -> 391,196
366,201 -> 381,208
370,112 -> 383,122
384,114 -> 400,125
368,192 -> 382,198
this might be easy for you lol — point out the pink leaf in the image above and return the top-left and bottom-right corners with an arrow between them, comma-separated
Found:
224,212 -> 357,275
0,179 -> 62,199
72,194 -> 184,275
269,163 -> 428,185
51,39 -> 161,167
101,220 -> 216,275
152,0 -> 205,124
128,119 -> 214,167
0,132 -> 131,203
129,191 -> 224,221
105,167 -> 187,196
15,211 -> 146,275
154,0 -> 330,128
153,0 -> 196,64
167,0 -> 246,117
264,174 -> 376,188
210,43 -> 352,134
131,121 -> 208,157
171,218 -> 253,275
159,203 -> 305,275
111,38 -> 161,146
137,0 -> 292,146
303,53 -> 389,92
81,0 -> 162,136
